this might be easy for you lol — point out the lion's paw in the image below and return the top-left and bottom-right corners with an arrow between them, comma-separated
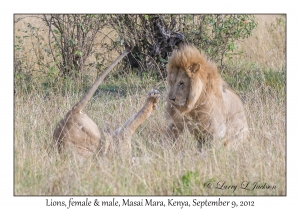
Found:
146,89 -> 160,110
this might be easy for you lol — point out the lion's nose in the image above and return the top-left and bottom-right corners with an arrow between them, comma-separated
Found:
169,97 -> 176,101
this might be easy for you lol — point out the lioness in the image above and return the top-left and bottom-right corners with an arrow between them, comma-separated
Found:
165,44 -> 248,147
53,48 -> 160,158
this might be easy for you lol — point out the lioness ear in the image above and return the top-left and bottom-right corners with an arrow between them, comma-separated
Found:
189,63 -> 201,73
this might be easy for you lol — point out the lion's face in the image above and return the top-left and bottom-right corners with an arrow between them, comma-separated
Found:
167,68 -> 191,107
167,62 -> 204,112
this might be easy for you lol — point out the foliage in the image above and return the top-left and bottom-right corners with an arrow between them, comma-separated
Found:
109,14 -> 257,76
109,15 -> 184,77
14,15 -> 113,94
41,14 -> 108,78
14,23 -> 44,94
173,171 -> 201,195
185,15 -> 257,64
14,14 -> 257,89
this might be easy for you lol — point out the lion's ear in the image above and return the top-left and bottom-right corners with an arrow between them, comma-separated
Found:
189,63 -> 201,73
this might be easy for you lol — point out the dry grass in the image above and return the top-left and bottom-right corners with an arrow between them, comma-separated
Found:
234,15 -> 286,70
14,15 -> 286,195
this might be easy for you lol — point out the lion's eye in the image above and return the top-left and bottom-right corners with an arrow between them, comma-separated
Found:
178,82 -> 184,87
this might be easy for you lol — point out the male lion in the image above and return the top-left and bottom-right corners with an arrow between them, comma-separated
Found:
165,44 -> 248,147
53,48 -> 160,159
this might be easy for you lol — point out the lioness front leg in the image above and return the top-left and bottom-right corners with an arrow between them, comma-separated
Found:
109,90 -> 160,158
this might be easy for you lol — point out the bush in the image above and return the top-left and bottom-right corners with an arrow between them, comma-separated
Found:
41,14 -> 108,78
14,15 -> 111,94
14,14 -> 257,90
109,14 -> 257,76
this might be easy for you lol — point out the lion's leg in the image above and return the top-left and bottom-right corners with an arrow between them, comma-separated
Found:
112,90 -> 160,158
165,122 -> 184,143
96,126 -> 113,156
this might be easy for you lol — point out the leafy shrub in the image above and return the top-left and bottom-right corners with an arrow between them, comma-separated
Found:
14,14 -> 257,91
109,14 -> 257,76
14,15 -> 111,94
41,14 -> 108,78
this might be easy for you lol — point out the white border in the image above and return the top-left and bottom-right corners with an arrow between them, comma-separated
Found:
2,0 -> 298,209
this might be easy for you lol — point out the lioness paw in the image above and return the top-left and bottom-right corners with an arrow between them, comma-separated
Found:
146,89 -> 160,110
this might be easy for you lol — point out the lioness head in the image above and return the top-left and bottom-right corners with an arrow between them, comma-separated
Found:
167,45 -> 207,112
